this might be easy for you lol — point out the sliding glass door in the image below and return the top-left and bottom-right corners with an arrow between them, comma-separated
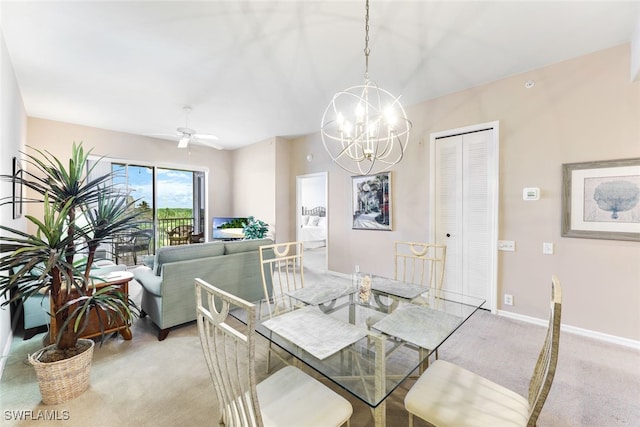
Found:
90,158 -> 206,265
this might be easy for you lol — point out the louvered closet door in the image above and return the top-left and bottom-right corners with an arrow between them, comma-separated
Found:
434,129 -> 494,309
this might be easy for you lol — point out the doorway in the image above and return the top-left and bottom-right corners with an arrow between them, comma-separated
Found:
429,121 -> 499,312
296,172 -> 328,271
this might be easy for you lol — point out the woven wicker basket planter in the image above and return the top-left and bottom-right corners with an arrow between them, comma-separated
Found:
28,338 -> 95,405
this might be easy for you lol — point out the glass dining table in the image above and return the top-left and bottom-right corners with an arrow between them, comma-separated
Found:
237,274 -> 485,427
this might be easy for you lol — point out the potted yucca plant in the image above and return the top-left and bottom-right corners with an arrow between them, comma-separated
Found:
0,143 -> 143,404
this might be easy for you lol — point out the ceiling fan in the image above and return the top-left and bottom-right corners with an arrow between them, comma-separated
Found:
156,106 -> 222,150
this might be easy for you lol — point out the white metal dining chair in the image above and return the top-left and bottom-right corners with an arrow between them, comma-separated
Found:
404,275 -> 562,427
258,241 -> 305,318
195,278 -> 352,427
394,241 -> 446,291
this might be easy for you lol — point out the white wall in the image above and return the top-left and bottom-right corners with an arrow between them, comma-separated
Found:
0,24 -> 28,379
301,176 -> 326,209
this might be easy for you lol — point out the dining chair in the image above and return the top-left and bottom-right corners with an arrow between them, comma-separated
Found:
258,241 -> 305,318
258,241 -> 306,371
195,278 -> 352,427
404,275 -> 562,427
394,241 -> 446,290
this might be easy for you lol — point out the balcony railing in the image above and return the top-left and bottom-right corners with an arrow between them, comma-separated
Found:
113,217 -> 203,266
157,217 -> 195,248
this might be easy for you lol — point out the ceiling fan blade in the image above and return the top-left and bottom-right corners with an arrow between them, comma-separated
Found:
191,138 -> 224,150
147,133 -> 180,141
193,133 -> 219,140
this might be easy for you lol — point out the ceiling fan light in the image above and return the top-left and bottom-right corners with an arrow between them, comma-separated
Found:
178,136 -> 190,148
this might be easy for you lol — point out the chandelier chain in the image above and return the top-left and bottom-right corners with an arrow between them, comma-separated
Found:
364,0 -> 370,79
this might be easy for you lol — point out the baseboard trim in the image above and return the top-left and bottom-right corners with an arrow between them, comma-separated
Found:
0,329 -> 14,380
498,310 -> 640,350
325,269 -> 640,350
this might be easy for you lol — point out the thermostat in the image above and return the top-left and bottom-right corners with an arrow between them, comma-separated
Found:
523,187 -> 540,200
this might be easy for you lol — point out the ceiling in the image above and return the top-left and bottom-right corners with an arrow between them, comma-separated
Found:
2,1 -> 638,150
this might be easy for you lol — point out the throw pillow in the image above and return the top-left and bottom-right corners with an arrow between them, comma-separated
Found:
308,216 -> 320,226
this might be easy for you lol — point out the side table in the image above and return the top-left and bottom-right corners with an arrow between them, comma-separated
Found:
48,271 -> 135,343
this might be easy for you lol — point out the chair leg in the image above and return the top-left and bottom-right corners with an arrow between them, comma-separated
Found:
158,328 -> 170,341
266,341 -> 272,374
408,413 -> 414,427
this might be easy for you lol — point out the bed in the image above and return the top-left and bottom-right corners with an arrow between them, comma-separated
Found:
301,206 -> 327,248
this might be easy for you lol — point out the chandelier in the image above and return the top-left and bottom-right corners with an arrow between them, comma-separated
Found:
321,0 -> 411,176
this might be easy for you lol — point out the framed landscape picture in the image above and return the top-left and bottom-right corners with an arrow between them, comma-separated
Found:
352,172 -> 392,230
562,158 -> 640,241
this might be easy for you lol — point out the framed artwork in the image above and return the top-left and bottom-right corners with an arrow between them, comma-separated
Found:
352,172 -> 392,230
562,158 -> 640,241
12,156 -> 23,219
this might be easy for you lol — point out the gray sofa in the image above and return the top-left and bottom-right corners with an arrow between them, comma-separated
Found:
133,238 -> 273,340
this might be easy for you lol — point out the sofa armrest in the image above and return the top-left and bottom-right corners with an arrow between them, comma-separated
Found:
133,266 -> 163,296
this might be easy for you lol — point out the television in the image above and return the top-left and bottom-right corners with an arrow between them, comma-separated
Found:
212,217 -> 248,240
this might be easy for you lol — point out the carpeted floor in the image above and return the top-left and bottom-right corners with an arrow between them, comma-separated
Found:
1,274 -> 639,426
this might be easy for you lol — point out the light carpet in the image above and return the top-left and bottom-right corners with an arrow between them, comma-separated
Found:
1,276 -> 639,426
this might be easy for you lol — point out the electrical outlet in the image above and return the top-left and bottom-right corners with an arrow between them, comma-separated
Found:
504,294 -> 514,306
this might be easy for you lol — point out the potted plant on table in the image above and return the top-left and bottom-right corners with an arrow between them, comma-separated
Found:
0,143 -> 143,404
243,216 -> 269,240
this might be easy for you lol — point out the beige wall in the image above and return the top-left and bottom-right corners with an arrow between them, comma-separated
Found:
5,43 -> 638,345
291,44 -> 640,341
231,136 -> 292,242
232,138 -> 276,226
275,137 -> 292,243
25,118 -> 234,240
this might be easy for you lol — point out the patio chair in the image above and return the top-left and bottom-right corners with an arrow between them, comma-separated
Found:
195,278 -> 352,427
168,224 -> 193,245
404,275 -> 562,427
114,229 -> 153,265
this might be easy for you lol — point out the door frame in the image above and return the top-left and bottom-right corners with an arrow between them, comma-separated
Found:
428,121 -> 499,313
296,172 -> 329,270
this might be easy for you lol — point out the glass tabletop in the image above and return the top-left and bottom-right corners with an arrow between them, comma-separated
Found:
243,275 -> 485,408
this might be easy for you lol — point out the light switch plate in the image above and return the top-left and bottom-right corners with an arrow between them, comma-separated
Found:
543,242 -> 554,255
498,240 -> 515,251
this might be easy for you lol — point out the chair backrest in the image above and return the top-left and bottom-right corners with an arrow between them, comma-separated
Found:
170,224 -> 193,237
258,241 -> 304,318
526,275 -> 562,426
394,241 -> 446,290
195,278 -> 263,427
133,229 -> 152,246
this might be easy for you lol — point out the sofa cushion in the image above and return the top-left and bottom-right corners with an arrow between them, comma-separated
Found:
154,241 -> 225,275
140,255 -> 155,269
133,266 -> 163,296
224,238 -> 273,255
